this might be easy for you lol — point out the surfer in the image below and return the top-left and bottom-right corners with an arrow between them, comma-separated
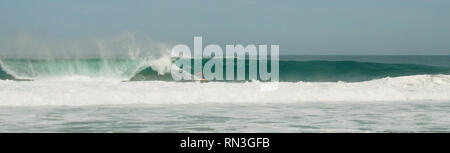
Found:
199,72 -> 206,81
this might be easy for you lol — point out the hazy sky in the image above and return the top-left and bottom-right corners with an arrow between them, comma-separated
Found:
1,0 -> 450,55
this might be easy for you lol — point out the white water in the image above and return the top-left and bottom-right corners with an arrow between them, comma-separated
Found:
0,74 -> 449,106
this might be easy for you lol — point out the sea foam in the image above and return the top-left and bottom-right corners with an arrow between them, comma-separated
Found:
0,75 -> 449,106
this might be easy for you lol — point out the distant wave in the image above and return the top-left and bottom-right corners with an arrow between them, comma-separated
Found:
1,58 -> 449,82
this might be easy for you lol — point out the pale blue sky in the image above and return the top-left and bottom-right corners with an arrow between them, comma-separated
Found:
1,0 -> 450,55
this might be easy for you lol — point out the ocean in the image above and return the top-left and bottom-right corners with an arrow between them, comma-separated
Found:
1,55 -> 449,132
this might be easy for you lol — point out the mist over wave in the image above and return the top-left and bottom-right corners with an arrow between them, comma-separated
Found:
0,32 -> 172,58
0,32 -> 175,81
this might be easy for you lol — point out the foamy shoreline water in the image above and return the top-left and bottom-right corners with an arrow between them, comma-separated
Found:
1,101 -> 450,132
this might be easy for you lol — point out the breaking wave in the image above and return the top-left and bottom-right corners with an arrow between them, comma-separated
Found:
1,58 -> 449,82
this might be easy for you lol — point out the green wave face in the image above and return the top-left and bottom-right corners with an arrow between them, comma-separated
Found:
0,66 -> 15,80
1,58 -> 450,82
131,59 -> 450,82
